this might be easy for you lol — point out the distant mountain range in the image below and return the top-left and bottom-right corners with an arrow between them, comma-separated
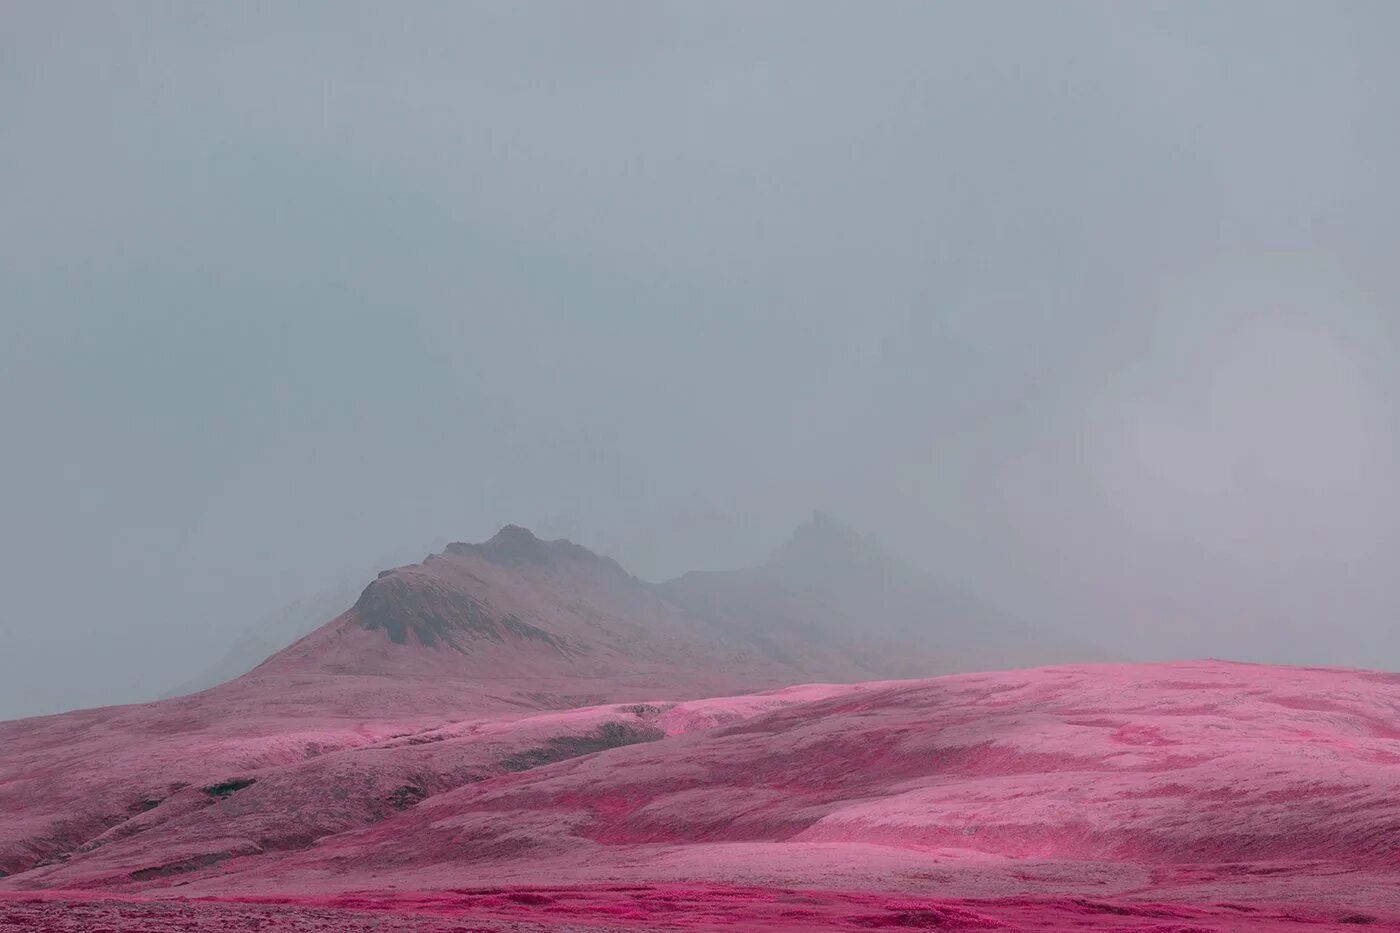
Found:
167,513 -> 1095,701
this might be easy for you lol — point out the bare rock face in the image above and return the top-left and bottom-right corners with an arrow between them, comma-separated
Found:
351,573 -> 568,655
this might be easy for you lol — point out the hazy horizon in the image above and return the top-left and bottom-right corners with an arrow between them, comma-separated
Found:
4,1 -> 1399,720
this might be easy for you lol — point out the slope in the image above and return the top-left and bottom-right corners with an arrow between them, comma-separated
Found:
7,661 -> 1398,930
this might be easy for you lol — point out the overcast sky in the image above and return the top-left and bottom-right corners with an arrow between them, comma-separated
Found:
3,1 -> 1398,719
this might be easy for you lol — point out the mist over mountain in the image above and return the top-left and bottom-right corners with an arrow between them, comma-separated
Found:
161,578 -> 377,700
662,512 -> 1101,679
4,2 -> 1399,723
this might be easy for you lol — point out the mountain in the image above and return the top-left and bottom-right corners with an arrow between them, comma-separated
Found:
248,523 -> 887,694
661,512 -> 1097,678
168,516 -> 1081,705
0,526 -> 775,881
0,521 -> 948,882
1,519 -> 1213,932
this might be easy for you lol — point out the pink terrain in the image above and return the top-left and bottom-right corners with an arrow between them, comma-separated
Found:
3,528 -> 1398,930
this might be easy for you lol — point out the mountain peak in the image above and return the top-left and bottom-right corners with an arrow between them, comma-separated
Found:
480,524 -> 553,565
443,525 -> 602,568
802,510 -> 860,542
765,511 -> 895,586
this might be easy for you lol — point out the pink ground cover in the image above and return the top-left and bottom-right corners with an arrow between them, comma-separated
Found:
4,661 -> 1399,930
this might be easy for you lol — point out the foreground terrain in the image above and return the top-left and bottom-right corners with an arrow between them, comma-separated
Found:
4,662 -> 1398,930
4,883 -> 1391,931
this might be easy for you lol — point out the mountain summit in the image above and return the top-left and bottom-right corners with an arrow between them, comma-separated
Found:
661,513 -> 1090,678
255,525 -> 796,698
444,524 -> 618,569
763,510 -> 899,588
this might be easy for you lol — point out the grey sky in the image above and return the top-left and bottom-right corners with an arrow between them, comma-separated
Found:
3,2 -> 1398,719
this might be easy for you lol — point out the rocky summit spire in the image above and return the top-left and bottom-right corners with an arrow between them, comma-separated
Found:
443,525 -> 602,568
